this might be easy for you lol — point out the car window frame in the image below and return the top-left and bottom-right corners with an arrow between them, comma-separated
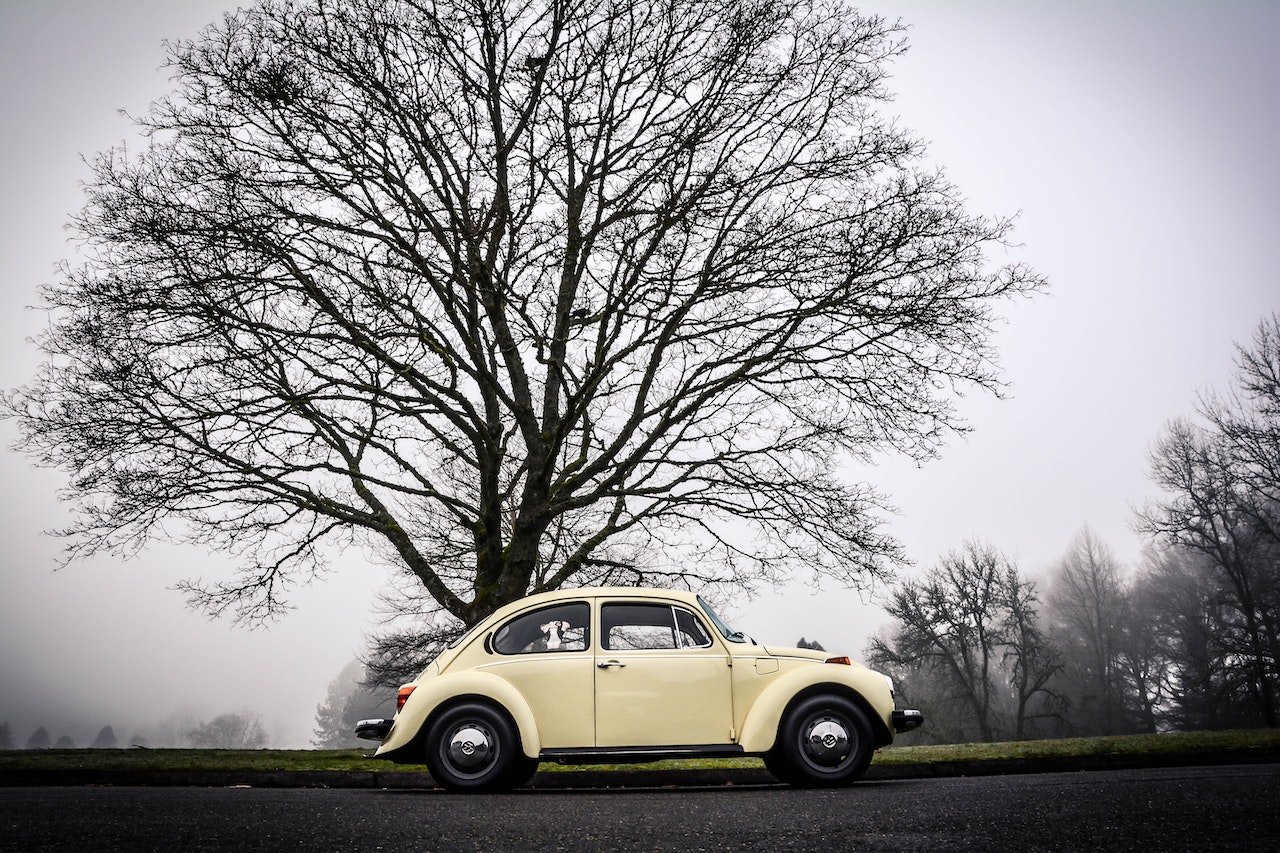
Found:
600,601 -> 715,652
490,601 -> 592,656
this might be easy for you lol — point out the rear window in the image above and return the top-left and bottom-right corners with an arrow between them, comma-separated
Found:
492,602 -> 590,655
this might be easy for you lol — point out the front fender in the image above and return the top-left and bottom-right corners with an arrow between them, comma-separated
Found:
375,670 -> 542,761
738,664 -> 895,754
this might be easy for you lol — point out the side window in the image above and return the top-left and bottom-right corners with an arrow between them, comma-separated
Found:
492,602 -> 590,655
674,607 -> 713,648
602,603 -> 713,650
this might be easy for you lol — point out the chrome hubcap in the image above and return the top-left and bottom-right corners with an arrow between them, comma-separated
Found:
802,717 -> 850,767
447,723 -> 494,771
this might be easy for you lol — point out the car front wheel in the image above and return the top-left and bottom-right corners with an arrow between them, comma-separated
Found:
424,702 -> 523,792
769,695 -> 873,787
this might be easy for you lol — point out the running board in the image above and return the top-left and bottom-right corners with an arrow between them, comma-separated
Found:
541,744 -> 746,764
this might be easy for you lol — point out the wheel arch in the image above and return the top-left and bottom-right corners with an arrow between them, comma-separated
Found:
377,672 -> 543,762
739,677 -> 893,754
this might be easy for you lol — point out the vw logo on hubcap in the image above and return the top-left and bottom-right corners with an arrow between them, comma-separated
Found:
804,718 -> 850,766
448,724 -> 493,770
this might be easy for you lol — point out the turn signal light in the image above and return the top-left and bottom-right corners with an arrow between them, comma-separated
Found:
824,656 -> 851,665
397,685 -> 417,711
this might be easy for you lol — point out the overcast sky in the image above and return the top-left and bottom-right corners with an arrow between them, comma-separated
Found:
1,0 -> 1276,748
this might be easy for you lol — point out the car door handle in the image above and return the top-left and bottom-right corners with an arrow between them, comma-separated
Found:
597,660 -> 627,669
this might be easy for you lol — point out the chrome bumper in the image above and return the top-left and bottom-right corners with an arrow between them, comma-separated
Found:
892,709 -> 924,732
354,718 -> 393,741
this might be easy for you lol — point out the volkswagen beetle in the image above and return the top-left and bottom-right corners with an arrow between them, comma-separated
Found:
356,587 -> 922,791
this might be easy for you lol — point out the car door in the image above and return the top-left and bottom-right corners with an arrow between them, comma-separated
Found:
594,601 -> 734,747
478,600 -> 596,749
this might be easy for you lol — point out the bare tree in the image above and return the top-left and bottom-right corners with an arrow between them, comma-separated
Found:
868,541 -> 1057,742
5,0 -> 1041,635
1044,528 -> 1131,735
1143,421 -> 1280,727
187,712 -> 269,749
1138,316 -> 1280,727
1134,545 -> 1241,730
1111,568 -> 1166,734
1001,565 -> 1062,740
1204,315 -> 1280,530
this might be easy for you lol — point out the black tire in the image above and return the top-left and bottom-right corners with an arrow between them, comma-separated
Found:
762,748 -> 797,785
504,755 -> 540,788
771,694 -> 874,788
424,702 -> 523,792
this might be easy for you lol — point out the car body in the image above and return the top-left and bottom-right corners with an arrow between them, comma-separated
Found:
356,587 -> 923,791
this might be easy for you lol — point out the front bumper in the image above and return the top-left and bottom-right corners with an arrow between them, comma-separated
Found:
354,718 -> 393,741
892,709 -> 924,733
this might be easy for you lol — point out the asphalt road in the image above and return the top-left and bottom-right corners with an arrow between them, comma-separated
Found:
3,764 -> 1278,852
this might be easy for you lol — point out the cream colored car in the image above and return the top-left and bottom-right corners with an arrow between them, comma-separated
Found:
356,587 -> 922,791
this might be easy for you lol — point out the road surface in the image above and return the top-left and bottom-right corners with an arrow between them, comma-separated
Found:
3,763 -> 1277,851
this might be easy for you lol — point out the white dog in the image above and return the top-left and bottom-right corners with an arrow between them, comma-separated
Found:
540,620 -> 571,650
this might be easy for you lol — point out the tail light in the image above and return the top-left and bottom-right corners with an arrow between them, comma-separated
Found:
824,656 -> 851,665
397,685 -> 417,711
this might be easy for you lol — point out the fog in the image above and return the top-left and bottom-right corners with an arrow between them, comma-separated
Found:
2,1 -> 1277,748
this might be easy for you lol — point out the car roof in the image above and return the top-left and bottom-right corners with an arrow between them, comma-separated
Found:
483,586 -> 703,623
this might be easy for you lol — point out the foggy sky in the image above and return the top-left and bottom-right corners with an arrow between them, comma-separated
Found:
2,0 -> 1277,748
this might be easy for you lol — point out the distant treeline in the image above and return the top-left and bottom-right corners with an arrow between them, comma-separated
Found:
4,711 -> 272,751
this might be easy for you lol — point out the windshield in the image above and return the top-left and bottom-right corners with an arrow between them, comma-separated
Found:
697,595 -> 749,643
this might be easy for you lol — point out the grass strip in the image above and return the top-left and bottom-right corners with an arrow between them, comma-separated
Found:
2,729 -> 1277,775
871,728 -> 1280,765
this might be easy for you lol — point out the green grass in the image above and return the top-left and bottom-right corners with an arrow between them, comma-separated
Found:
2,729 -> 1277,775
0,748 -> 387,774
870,728 -> 1280,765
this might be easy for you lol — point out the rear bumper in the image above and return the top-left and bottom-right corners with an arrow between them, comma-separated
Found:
892,709 -> 924,733
354,718 -> 393,741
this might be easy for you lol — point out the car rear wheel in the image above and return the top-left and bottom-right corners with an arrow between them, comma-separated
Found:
424,702 -> 523,792
504,755 -> 540,788
770,694 -> 873,788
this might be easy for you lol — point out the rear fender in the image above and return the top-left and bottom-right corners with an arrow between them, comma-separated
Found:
374,670 -> 542,760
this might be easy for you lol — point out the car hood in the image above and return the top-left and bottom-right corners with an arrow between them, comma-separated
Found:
762,645 -> 831,661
